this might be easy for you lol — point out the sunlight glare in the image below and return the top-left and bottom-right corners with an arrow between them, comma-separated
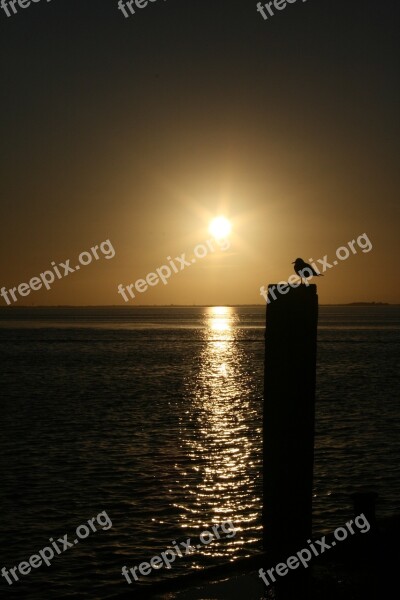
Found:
209,216 -> 232,240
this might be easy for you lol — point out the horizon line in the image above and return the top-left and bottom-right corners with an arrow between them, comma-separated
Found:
0,302 -> 395,308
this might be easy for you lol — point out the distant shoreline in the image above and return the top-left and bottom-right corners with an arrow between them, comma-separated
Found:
0,302 -> 396,309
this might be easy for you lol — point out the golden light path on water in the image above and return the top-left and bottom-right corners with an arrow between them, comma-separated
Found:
176,307 -> 262,566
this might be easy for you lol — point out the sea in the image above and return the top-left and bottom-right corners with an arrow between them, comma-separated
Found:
0,305 -> 399,599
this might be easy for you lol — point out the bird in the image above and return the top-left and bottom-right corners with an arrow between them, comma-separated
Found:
292,258 -> 323,284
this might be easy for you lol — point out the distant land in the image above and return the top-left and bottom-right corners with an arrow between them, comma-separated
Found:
0,302 -> 396,309
341,302 -> 390,306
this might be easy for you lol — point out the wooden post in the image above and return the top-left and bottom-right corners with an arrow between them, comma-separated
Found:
263,284 -> 318,597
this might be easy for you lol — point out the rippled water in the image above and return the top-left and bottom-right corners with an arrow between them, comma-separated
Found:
0,305 -> 399,599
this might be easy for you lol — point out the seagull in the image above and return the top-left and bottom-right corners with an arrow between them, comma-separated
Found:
292,258 -> 323,284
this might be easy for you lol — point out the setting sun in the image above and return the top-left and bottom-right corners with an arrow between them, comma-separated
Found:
209,216 -> 232,240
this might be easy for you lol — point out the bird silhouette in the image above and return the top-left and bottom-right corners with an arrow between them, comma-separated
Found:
292,258 -> 323,284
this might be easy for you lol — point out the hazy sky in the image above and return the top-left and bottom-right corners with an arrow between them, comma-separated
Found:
0,0 -> 399,305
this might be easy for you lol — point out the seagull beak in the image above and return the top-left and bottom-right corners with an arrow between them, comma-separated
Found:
291,261 -> 295,264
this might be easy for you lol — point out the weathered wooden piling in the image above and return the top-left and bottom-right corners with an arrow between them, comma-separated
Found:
263,283 -> 318,596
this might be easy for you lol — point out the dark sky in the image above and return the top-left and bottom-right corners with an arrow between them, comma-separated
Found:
0,0 -> 399,305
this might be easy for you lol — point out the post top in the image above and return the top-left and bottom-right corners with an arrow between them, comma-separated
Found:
268,283 -> 317,293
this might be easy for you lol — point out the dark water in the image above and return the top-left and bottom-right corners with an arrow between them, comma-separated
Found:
0,306 -> 399,599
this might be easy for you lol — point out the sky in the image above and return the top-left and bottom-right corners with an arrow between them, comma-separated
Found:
0,0 -> 399,306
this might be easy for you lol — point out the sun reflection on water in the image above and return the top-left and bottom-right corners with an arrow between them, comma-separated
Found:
176,307 -> 262,563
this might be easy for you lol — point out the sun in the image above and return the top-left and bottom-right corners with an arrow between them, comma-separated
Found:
208,216 -> 232,239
